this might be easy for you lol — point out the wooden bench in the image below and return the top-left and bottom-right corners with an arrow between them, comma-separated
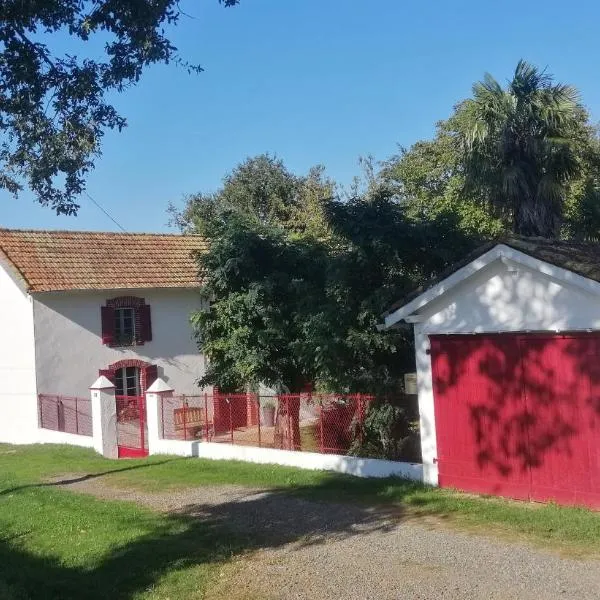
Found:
173,406 -> 212,439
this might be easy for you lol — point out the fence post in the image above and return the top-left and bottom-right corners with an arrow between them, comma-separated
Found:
204,392 -> 210,441
357,393 -> 364,445
90,376 -> 117,458
182,395 -> 188,441
146,378 -> 174,455
38,395 -> 43,429
74,396 -> 79,435
229,398 -> 234,444
286,397 -> 292,450
256,395 -> 261,448
319,401 -> 324,453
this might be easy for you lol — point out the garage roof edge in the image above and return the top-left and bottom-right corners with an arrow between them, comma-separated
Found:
384,242 -> 600,329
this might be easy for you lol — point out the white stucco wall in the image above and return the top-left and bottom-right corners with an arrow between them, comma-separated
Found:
408,254 -> 600,487
419,258 -> 600,334
0,257 -> 38,444
149,439 -> 424,480
36,428 -> 95,449
33,288 -> 207,398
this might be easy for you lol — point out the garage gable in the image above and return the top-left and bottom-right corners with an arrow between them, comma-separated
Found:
385,243 -> 600,334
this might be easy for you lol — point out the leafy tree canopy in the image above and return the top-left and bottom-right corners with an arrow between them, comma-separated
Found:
171,154 -> 335,240
183,157 -> 482,394
383,60 -> 600,239
0,0 -> 239,215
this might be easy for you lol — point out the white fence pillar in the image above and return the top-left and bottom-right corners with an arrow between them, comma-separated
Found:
90,375 -> 117,459
146,378 -> 174,455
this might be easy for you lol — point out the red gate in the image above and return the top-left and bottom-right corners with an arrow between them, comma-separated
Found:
116,395 -> 148,458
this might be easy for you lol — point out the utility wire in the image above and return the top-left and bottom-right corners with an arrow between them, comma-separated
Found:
84,191 -> 127,232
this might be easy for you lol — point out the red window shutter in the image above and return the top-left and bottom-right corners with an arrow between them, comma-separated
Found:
98,369 -> 116,384
140,304 -> 152,343
144,364 -> 158,391
101,306 -> 115,345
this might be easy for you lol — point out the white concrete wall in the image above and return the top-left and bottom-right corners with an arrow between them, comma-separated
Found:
419,258 -> 600,334
0,257 -> 38,444
411,256 -> 600,487
36,428 -> 95,449
150,438 -> 424,480
33,288 -> 207,398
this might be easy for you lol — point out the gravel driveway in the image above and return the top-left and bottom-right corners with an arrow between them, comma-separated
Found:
56,475 -> 600,600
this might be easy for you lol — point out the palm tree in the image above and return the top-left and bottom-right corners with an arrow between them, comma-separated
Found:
463,60 -> 583,237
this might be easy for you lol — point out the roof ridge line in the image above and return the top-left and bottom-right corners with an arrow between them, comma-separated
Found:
0,227 -> 202,237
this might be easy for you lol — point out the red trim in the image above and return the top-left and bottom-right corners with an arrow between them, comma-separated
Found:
100,306 -> 115,345
118,446 -> 149,458
108,359 -> 151,370
106,296 -> 146,309
104,360 -> 158,396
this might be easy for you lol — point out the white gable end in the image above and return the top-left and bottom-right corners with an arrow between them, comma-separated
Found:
420,258 -> 600,334
386,244 -> 600,334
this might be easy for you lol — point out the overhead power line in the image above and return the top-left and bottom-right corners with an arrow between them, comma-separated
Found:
84,191 -> 127,232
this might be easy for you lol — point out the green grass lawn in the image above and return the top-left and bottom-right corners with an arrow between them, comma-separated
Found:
0,444 -> 599,599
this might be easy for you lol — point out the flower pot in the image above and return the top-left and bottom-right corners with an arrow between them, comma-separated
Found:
261,405 -> 276,427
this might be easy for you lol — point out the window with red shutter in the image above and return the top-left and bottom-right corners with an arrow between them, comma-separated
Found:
100,306 -> 115,345
144,364 -> 158,390
103,297 -> 152,346
139,304 -> 152,343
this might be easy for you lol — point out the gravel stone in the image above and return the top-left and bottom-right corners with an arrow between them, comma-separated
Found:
54,474 -> 600,600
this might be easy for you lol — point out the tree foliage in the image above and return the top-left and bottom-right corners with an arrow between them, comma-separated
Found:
463,60 -> 587,237
183,60 -> 600,400
172,154 -> 334,240
0,0 -> 239,214
383,60 -> 600,239
182,157 -> 482,394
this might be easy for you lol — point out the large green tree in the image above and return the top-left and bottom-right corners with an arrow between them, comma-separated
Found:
172,154 -> 335,240
184,157 -> 481,395
0,0 -> 239,215
383,60 -> 600,240
463,60 -> 586,237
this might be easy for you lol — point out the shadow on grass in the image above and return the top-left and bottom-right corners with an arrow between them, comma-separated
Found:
0,472 -> 409,600
0,460 -> 178,497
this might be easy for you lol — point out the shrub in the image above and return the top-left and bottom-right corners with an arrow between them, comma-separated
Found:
350,397 -> 421,462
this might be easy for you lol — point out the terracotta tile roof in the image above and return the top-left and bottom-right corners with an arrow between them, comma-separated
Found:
0,229 -> 207,292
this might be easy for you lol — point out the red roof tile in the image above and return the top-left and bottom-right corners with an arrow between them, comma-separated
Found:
0,229 -> 206,292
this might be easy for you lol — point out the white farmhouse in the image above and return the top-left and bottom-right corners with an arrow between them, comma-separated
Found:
0,228 -> 207,445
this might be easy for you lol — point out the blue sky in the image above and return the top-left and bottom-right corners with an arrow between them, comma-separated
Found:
3,0 -> 599,232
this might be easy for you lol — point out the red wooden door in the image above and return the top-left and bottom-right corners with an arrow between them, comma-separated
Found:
431,333 -> 600,509
520,335 -> 600,508
431,335 -> 531,500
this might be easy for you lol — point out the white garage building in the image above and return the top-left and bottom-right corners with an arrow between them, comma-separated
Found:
384,237 -> 600,509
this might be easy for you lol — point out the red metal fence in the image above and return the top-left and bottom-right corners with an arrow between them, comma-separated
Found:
38,394 -> 93,437
160,393 -> 373,455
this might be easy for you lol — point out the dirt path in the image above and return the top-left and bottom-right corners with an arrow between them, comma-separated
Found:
55,475 -> 600,600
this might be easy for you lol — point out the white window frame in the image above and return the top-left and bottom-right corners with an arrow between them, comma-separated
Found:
115,366 -> 141,397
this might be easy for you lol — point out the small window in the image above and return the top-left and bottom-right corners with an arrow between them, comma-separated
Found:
114,307 -> 135,346
115,366 -> 140,397
101,297 -> 152,346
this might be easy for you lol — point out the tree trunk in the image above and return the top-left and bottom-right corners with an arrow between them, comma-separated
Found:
514,197 -> 560,238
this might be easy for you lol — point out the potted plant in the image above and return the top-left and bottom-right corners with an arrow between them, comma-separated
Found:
260,397 -> 276,427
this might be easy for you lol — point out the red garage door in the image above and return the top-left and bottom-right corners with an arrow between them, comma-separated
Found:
431,334 -> 600,509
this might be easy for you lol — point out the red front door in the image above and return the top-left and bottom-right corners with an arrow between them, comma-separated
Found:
431,333 -> 600,509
